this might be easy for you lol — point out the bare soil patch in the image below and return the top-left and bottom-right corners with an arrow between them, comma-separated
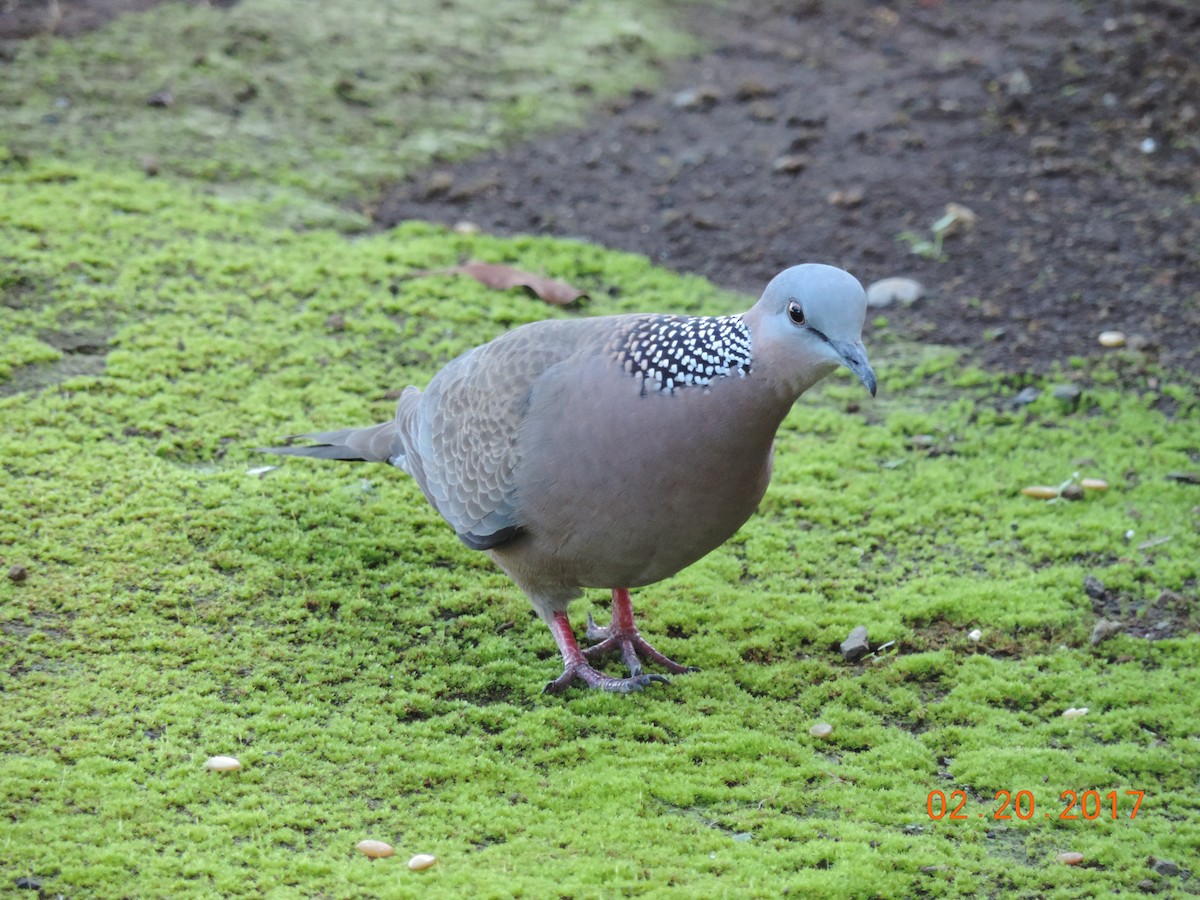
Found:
378,0 -> 1200,375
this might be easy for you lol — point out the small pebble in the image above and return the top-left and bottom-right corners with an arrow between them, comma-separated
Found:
204,755 -> 241,772
357,840 -> 395,859
1139,137 -> 1156,154
827,187 -> 864,208
1098,331 -> 1126,348
7,564 -> 28,583
671,86 -> 720,110
1061,707 -> 1089,719
1001,68 -> 1032,96
1080,478 -> 1108,491
1012,386 -> 1041,407
865,276 -> 924,308
1090,619 -> 1123,646
967,628 -> 982,642
1021,486 -> 1059,500
809,722 -> 834,738
1057,851 -> 1084,865
408,853 -> 437,871
1051,383 -> 1082,402
1084,575 -> 1107,600
771,154 -> 809,174
1060,484 -> 1085,501
1150,858 -> 1181,877
452,220 -> 480,235
840,625 -> 870,662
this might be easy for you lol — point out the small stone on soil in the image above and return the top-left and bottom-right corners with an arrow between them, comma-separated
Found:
1001,68 -> 1032,96
1150,858 -> 1181,877
809,722 -> 833,738
827,187 -> 864,208
1084,575 -> 1107,600
1090,618 -> 1123,645
771,154 -> 809,174
1012,386 -> 1041,407
7,564 -> 28,583
672,86 -> 720,111
1098,330 -> 1127,347
865,277 -> 924,308
1051,383 -> 1082,402
840,625 -> 870,662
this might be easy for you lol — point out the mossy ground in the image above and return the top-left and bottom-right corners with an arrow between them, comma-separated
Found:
2,3 -> 1199,898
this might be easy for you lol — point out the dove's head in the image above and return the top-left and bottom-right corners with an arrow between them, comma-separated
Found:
746,263 -> 876,398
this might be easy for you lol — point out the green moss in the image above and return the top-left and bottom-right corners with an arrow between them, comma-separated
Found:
1,160 -> 1198,896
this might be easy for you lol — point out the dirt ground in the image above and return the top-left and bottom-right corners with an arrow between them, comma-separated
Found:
5,0 -> 1197,375
379,0 -> 1200,376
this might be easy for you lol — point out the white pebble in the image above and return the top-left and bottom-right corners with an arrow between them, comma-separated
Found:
204,755 -> 241,772
1139,137 -> 1156,154
408,853 -> 437,871
1061,707 -> 1089,719
356,840 -> 395,859
967,629 -> 982,642
809,722 -> 834,738
866,276 -> 925,309
1098,331 -> 1126,348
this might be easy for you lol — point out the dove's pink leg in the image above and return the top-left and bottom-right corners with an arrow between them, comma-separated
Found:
582,588 -> 697,677
544,609 -> 669,694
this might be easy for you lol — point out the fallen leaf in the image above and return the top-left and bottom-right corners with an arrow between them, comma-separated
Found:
429,261 -> 586,306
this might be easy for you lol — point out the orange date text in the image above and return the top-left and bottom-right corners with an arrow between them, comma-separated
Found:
926,789 -> 1143,821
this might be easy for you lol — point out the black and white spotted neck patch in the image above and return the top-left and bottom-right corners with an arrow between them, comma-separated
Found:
609,314 -> 753,394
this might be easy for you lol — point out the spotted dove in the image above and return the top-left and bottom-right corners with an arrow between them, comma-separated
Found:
263,264 -> 875,693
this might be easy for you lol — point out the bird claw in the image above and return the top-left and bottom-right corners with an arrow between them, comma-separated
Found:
543,664 -> 669,695
583,619 -> 694,677
584,611 -> 610,642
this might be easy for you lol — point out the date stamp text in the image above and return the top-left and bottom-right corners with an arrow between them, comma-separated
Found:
926,789 -> 1144,821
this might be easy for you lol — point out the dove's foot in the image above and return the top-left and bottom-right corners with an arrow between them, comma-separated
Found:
543,663 -> 668,695
582,588 -> 698,677
544,607 -> 672,694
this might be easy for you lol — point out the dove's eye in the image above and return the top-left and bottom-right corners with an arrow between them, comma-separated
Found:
787,300 -> 805,326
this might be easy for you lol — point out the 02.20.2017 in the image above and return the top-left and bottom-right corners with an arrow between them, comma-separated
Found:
926,789 -> 1144,821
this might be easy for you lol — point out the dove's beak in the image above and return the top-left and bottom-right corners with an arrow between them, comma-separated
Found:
834,340 -> 877,397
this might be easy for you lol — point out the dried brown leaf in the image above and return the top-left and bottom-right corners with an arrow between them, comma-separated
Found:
437,261 -> 586,306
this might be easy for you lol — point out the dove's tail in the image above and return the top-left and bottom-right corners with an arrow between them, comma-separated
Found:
259,387 -> 420,466
259,422 -> 398,463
